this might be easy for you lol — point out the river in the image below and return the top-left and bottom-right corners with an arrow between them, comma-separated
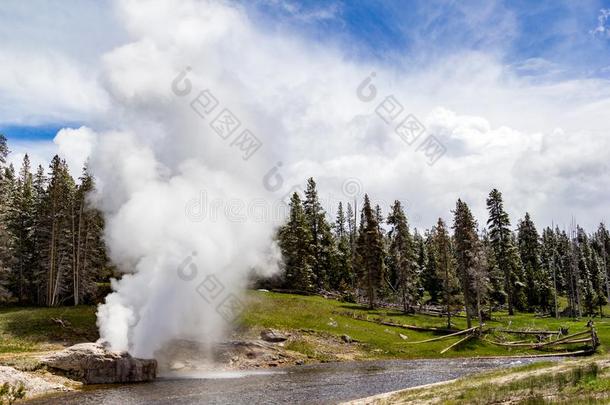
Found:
26,357 -> 557,404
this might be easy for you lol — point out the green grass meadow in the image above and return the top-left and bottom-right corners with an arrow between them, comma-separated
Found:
0,291 -> 608,361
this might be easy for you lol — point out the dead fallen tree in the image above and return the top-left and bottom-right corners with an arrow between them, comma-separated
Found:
440,334 -> 475,354
401,325 -> 483,354
476,350 -> 593,358
485,325 -> 599,353
494,328 -> 563,336
406,326 -> 480,344
343,310 -> 600,356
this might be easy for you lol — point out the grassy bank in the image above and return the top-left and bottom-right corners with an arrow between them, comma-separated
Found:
243,291 -> 610,360
0,291 -> 608,363
0,306 -> 97,353
363,356 -> 610,404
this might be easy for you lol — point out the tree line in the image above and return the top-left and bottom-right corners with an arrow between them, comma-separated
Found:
2,133 -> 608,325
0,135 -> 109,306
276,178 -> 610,328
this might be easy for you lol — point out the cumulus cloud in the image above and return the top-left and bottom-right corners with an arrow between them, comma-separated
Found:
0,50 -> 109,125
6,1 -> 610,229
0,0 -> 123,125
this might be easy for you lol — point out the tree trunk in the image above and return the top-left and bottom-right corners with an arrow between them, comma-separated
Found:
476,291 -> 483,326
74,200 -> 84,306
507,280 -> 514,316
444,261 -> 451,329
47,218 -> 56,307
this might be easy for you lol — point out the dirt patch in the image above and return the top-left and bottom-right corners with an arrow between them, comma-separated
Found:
288,330 -> 365,362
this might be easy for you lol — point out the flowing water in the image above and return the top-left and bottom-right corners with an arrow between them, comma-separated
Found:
27,357 -> 558,404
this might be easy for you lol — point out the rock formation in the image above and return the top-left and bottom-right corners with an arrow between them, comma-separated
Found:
40,343 -> 156,384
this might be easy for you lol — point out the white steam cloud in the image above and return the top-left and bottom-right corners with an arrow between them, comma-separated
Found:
88,1 -> 300,357
91,130 -> 278,357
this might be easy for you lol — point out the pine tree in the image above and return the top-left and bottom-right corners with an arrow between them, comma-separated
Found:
509,232 -> 527,311
590,248 -> 607,316
568,225 -> 583,318
0,134 -> 7,168
576,228 -> 597,316
422,230 -> 442,303
72,165 -> 107,305
430,218 -> 460,328
0,136 -> 13,301
278,193 -> 314,291
593,223 -> 610,305
517,213 -> 542,311
452,199 -> 479,328
346,202 -> 357,285
355,194 -> 385,308
40,156 -> 76,306
332,202 -> 353,290
303,178 -> 334,290
553,227 -> 576,316
31,165 -> 48,304
0,164 -> 17,301
374,204 -> 384,236
541,227 -> 560,317
6,155 -> 36,302
576,227 -> 606,316
413,230 -> 426,303
386,200 -> 417,312
482,230 -> 504,316
471,238 -> 490,326
486,189 -> 516,315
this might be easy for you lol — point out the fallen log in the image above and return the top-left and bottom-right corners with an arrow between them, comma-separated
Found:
406,326 -> 479,344
485,337 -> 593,348
551,338 -> 593,345
485,329 -> 595,350
483,338 -> 534,347
534,330 -> 592,348
494,329 -> 560,336
374,320 -> 456,333
476,349 -> 593,359
346,314 -> 457,333
440,334 -> 474,354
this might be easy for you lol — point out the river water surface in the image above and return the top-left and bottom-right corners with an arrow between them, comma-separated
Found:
27,357 -> 558,404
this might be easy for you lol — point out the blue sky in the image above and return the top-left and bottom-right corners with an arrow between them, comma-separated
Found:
2,0 -> 610,142
245,0 -> 610,73
1,124 -> 81,142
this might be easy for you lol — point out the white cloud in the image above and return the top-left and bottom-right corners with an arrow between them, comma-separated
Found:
0,0 -> 122,125
4,0 -> 610,232
6,126 -> 94,177
54,126 -> 96,174
0,50 -> 110,125
261,0 -> 341,22
591,8 -> 610,38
